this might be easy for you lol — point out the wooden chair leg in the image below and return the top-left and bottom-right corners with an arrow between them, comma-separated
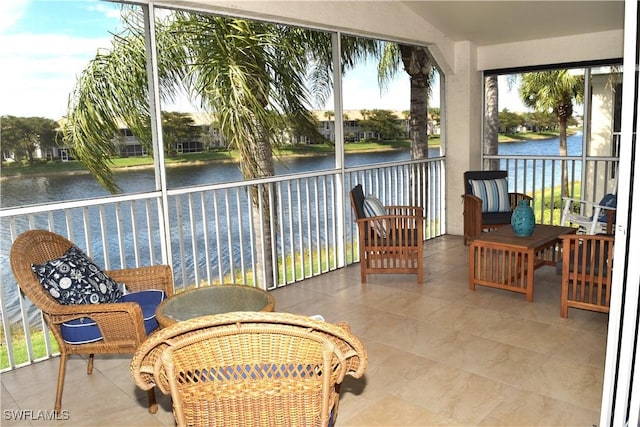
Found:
87,353 -> 94,374
54,353 -> 68,412
147,388 -> 158,414
360,249 -> 367,283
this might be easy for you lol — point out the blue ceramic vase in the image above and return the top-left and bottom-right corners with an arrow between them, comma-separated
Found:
511,199 -> 535,236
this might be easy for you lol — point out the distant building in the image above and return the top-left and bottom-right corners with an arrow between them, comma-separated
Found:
36,109 -> 439,160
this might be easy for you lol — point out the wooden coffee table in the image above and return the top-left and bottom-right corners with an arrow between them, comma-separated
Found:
156,284 -> 275,328
468,224 -> 575,302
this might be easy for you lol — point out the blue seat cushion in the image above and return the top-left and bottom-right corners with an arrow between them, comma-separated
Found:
481,210 -> 512,225
60,289 -> 166,344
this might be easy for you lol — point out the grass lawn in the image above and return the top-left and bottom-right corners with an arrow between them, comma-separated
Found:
1,138 -> 441,178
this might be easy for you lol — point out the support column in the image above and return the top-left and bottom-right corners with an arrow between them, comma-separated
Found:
443,41 -> 483,237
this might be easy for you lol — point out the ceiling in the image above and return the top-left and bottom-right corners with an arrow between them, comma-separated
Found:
401,1 -> 625,46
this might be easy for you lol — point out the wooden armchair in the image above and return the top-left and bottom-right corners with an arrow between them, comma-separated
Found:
349,184 -> 424,283
462,170 -> 532,244
560,233 -> 614,318
10,230 -> 174,413
131,311 -> 368,427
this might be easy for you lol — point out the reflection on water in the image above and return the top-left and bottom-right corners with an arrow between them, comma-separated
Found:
1,150 -> 425,208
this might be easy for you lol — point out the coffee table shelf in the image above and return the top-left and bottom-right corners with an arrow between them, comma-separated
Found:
469,225 -> 575,302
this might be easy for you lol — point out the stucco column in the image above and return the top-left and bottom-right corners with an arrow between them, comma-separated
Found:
443,41 -> 483,237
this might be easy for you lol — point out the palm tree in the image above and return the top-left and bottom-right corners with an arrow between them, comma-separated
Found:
377,43 -> 435,159
61,8 -> 376,288
484,75 -> 500,170
519,70 -> 584,196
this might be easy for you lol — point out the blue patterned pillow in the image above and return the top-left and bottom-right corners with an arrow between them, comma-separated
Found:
469,178 -> 511,213
31,246 -> 122,305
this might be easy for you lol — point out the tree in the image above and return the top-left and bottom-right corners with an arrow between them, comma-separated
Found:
359,109 -> 405,140
524,111 -> 556,132
1,116 -> 59,164
519,70 -> 584,196
484,75 -> 500,170
161,112 -> 200,156
498,109 -> 525,133
378,43 -> 435,160
60,8 -> 376,288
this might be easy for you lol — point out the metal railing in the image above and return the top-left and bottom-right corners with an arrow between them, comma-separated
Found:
0,151 -> 620,371
0,157 -> 445,371
486,154 -> 619,223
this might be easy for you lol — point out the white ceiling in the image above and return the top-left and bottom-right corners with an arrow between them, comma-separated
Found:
401,1 -> 625,46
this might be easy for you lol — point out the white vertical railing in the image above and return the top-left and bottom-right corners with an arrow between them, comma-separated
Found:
0,158 -> 444,371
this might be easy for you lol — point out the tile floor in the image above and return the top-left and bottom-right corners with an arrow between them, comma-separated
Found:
1,235 -> 607,426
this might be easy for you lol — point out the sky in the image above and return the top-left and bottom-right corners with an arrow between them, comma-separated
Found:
0,0 -> 529,121
0,0 -> 122,120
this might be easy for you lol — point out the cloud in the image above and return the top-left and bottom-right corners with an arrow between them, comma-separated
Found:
0,0 -> 118,119
0,32 -> 112,119
0,0 -> 28,34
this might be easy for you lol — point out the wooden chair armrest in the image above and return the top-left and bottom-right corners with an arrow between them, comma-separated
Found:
462,193 -> 482,207
384,205 -> 424,217
107,265 -> 174,297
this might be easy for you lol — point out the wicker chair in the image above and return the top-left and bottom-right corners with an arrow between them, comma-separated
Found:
10,229 -> 174,413
560,233 -> 615,318
349,184 -> 424,283
131,311 -> 368,427
462,170 -> 532,244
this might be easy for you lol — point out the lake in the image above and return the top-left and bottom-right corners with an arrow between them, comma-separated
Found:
0,135 -> 580,323
0,134 -> 583,208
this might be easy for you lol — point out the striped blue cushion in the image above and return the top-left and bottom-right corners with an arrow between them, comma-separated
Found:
363,196 -> 386,217
363,195 -> 387,237
469,178 -> 511,213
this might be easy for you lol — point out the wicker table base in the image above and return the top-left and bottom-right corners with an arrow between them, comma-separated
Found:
156,284 -> 275,328
469,224 -> 575,302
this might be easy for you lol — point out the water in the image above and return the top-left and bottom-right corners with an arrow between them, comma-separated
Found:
0,139 -> 568,324
0,150 -> 428,208
498,132 -> 582,156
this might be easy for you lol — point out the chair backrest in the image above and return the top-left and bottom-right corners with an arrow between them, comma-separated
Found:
350,184 -> 366,220
10,230 -> 75,313
131,311 -> 367,427
463,170 -> 508,195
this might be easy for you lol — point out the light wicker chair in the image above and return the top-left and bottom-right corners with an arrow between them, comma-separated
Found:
10,229 -> 174,413
560,233 -> 615,318
131,311 -> 368,427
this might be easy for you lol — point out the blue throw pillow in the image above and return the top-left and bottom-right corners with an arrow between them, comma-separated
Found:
31,246 -> 122,305
596,194 -> 617,222
469,178 -> 511,213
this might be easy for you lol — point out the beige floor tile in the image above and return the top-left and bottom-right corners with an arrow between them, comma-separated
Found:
2,235 -> 607,426
479,390 -> 601,426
